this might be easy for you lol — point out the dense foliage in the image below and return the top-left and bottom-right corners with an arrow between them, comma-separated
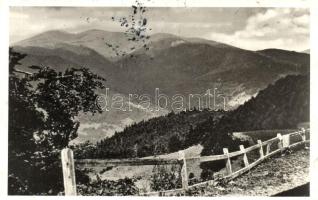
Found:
8,48 -> 105,195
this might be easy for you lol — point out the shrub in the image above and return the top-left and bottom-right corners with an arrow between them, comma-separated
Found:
77,177 -> 139,196
149,164 -> 182,191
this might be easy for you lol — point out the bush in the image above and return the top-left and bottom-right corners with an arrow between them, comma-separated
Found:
150,164 -> 182,191
77,177 -> 139,196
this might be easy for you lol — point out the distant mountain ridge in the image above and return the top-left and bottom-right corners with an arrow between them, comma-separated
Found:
14,30 -> 130,61
257,48 -> 309,67
13,44 -> 114,75
11,29 -> 310,143
302,49 -> 310,54
14,29 -> 236,61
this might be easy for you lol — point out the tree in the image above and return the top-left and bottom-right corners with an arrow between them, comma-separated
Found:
168,135 -> 183,153
8,48 -> 105,195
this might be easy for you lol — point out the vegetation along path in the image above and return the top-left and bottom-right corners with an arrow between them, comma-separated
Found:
187,148 -> 309,196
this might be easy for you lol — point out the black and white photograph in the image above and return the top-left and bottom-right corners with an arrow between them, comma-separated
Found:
1,0 -> 316,197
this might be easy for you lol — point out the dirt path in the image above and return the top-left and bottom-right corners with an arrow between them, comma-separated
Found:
190,148 -> 309,196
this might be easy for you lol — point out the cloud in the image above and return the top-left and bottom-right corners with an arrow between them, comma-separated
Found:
9,7 -> 250,43
206,8 -> 309,51
9,7 -> 119,43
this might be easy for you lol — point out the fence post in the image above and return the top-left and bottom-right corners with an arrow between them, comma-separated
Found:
257,140 -> 264,158
239,145 -> 249,167
277,133 -> 283,150
266,143 -> 271,155
282,135 -> 290,148
223,148 -> 232,175
61,148 -> 77,196
301,128 -> 306,141
178,150 -> 188,191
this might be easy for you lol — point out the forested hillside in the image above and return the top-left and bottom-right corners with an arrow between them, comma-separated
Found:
74,109 -> 225,158
197,74 -> 309,156
74,74 -> 309,159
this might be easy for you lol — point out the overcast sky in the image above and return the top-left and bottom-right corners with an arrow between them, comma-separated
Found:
10,7 -> 309,51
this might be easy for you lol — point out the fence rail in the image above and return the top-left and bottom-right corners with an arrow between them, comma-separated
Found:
75,157 -> 181,167
61,128 -> 309,196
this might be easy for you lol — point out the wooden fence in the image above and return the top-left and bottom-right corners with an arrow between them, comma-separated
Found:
61,128 -> 310,196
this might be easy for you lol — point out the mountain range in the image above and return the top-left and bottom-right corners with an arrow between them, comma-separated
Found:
11,29 -> 310,143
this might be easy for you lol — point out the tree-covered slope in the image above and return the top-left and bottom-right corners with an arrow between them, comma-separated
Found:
198,74 -> 309,156
75,109 -> 225,158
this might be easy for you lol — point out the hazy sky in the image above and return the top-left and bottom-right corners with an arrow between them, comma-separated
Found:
10,7 -> 309,51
